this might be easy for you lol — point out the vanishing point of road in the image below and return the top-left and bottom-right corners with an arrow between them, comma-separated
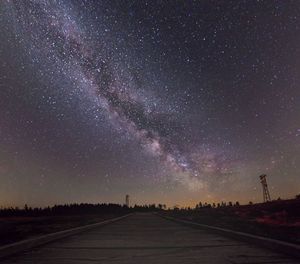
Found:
2,213 -> 299,264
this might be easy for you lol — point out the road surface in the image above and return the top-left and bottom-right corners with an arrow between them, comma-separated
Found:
2,213 -> 299,264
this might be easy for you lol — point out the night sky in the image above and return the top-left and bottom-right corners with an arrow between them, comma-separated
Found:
0,0 -> 300,207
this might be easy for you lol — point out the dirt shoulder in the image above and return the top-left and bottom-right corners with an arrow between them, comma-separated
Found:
162,199 -> 300,245
0,214 -> 124,246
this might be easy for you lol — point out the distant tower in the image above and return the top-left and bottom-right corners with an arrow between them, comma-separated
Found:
259,174 -> 271,202
125,194 -> 130,207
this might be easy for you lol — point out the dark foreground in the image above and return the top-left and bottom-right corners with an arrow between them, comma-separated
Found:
166,198 -> 300,245
0,214 -> 124,246
2,213 -> 299,264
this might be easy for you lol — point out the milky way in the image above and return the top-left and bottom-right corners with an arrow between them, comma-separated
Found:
1,1 -> 300,206
4,0 -> 233,189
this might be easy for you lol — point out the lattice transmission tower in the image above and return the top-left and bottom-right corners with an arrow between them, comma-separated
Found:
125,194 -> 130,207
259,174 -> 271,202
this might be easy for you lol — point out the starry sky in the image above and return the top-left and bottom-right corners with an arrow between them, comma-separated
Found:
0,0 -> 300,207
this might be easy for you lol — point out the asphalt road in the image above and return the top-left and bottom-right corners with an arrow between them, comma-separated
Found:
2,213 -> 299,264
